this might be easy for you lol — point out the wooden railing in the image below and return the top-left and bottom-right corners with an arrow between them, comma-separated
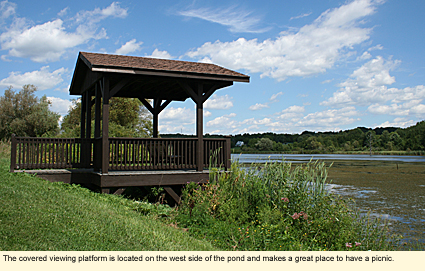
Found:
108,138 -> 198,170
10,135 -> 231,171
10,135 -> 93,170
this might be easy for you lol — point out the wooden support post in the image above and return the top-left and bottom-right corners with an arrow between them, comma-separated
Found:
85,90 -> 92,139
101,77 -> 110,174
153,99 -> 160,138
101,188 -> 110,194
80,93 -> 86,139
196,84 -> 204,172
94,83 -> 101,138
94,83 -> 101,171
10,134 -> 16,173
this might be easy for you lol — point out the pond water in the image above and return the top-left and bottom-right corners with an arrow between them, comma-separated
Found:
231,153 -> 425,248
231,153 -> 425,164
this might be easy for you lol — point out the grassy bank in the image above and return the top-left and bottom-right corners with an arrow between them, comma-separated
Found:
0,156 -> 215,251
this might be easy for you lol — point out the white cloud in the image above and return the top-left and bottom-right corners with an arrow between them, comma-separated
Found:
74,2 -> 127,24
377,118 -> 416,128
0,2 -> 128,62
115,39 -> 143,55
249,92 -> 283,110
295,107 -> 360,130
0,0 -> 16,23
57,7 -> 69,17
249,103 -> 269,110
0,66 -> 68,90
368,44 -> 383,51
46,96 -> 72,116
321,56 -> 401,107
270,91 -> 283,101
204,94 -> 233,109
322,55 -> 425,119
178,5 -> 270,33
186,0 -> 381,81
160,107 -> 193,121
290,12 -> 312,21
276,105 -> 305,121
147,49 -> 172,59
206,113 -> 237,127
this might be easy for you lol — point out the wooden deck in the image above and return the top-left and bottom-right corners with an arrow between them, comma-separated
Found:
10,135 -> 228,202
14,168 -> 210,202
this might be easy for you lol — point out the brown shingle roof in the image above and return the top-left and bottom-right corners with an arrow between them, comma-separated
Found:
80,52 -> 249,79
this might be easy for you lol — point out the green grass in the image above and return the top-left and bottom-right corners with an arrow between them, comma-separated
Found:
0,156 -> 216,251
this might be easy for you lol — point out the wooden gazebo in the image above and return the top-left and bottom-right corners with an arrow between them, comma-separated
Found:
10,52 -> 249,201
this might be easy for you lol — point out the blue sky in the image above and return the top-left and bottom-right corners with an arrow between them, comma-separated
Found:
1,0 -> 425,135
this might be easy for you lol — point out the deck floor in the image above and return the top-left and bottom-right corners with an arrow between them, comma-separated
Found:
15,168 -> 211,188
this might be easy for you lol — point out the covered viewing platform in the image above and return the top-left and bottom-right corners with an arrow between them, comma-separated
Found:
10,52 -> 249,203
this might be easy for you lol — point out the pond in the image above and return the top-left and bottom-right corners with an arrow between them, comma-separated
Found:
231,153 -> 425,248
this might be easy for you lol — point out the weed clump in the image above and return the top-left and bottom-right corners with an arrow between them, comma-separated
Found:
173,161 -> 399,251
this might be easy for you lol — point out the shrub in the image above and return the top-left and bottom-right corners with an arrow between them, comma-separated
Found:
173,160 -> 400,251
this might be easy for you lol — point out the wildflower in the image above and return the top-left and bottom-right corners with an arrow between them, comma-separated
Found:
346,243 -> 352,248
355,242 -> 361,247
291,213 -> 300,219
281,197 -> 289,202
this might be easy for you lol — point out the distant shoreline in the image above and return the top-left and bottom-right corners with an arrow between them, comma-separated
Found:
231,149 -> 425,156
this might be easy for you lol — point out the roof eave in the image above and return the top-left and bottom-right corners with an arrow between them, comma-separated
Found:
90,65 -> 250,83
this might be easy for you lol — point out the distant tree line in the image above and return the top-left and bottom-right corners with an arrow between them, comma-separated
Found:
230,123 -> 425,154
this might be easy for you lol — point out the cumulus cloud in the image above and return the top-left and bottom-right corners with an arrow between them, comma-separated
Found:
321,55 -> 425,119
178,5 -> 270,33
321,56 -> 400,107
377,118 -> 417,129
186,0 -> 381,81
249,103 -> 269,111
147,49 -> 172,59
204,94 -> 233,109
0,66 -> 68,90
206,113 -> 237,128
0,2 -> 128,62
46,96 -> 73,116
296,107 -> 360,129
160,107 -> 193,121
115,39 -> 143,55
276,105 -> 305,121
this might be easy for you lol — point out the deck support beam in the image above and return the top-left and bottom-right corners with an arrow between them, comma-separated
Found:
163,186 -> 181,205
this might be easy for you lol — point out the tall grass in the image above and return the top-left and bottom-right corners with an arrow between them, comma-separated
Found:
173,160 -> 400,251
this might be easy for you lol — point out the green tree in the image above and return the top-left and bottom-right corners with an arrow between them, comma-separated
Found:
255,137 -> 274,151
0,85 -> 60,140
60,97 -> 152,138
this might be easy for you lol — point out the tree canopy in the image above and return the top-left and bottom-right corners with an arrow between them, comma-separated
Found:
0,85 -> 60,140
60,97 -> 153,138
